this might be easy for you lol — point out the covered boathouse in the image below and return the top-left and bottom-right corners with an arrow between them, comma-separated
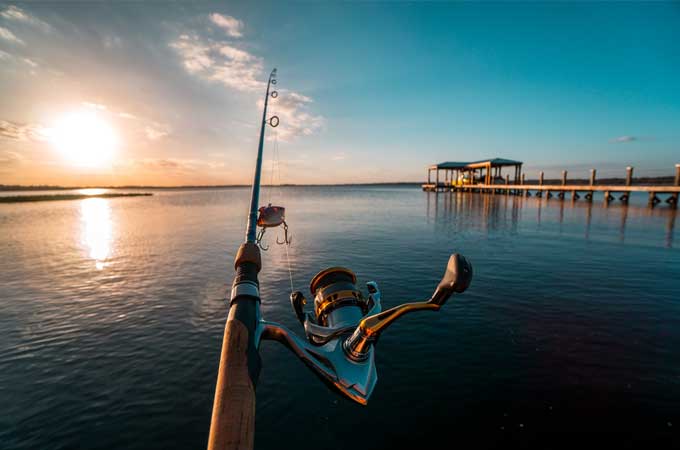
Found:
423,158 -> 523,191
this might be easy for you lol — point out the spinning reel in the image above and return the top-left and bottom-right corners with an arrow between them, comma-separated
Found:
254,253 -> 473,404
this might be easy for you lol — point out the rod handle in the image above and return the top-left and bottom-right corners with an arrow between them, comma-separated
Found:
207,299 -> 261,450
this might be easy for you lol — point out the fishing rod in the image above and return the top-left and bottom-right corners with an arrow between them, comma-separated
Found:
207,69 -> 473,450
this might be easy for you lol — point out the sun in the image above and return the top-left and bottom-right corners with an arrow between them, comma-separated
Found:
49,111 -> 118,167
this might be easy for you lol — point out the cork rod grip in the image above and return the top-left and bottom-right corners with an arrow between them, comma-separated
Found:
207,301 -> 260,450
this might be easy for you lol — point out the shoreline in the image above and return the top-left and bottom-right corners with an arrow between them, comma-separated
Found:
1,176 -> 676,192
0,193 -> 153,203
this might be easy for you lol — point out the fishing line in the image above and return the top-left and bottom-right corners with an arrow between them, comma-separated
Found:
264,89 -> 295,293
284,238 -> 295,293
272,102 -> 294,293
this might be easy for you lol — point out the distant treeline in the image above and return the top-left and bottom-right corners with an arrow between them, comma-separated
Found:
1,177 -> 675,191
0,182 -> 422,191
0,193 -> 153,203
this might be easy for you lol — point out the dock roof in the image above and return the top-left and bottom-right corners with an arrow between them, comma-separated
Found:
430,158 -> 523,170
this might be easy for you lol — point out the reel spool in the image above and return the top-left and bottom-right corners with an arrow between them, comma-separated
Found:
309,267 -> 366,327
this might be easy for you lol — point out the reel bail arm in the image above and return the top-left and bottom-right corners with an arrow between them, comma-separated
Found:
256,253 -> 473,405
344,253 -> 472,361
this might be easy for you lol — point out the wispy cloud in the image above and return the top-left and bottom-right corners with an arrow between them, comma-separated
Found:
135,157 -> 221,173
170,33 -> 264,91
103,35 -> 122,49
0,26 -> 24,45
118,112 -> 138,120
0,119 -> 47,141
209,13 -> 243,38
331,152 -> 347,161
611,135 -> 637,143
170,13 -> 324,141
1,5 -> 51,32
265,91 -> 325,142
0,151 -> 22,170
139,158 -> 185,170
145,125 -> 170,141
82,101 -> 107,111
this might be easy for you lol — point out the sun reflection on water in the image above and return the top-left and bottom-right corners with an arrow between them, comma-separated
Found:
80,198 -> 112,270
77,188 -> 108,196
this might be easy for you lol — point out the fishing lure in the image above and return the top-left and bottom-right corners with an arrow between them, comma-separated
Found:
256,203 -> 291,250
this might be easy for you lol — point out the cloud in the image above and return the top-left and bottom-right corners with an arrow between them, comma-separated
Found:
170,34 -> 264,92
209,13 -> 243,38
145,125 -> 170,141
0,49 -> 11,60
0,119 -> 48,141
23,57 -> 38,67
611,135 -> 637,143
118,112 -> 138,120
264,91 -> 325,141
1,5 -> 51,32
332,152 -> 347,161
170,15 -> 324,141
0,151 -> 22,170
103,35 -> 122,48
0,26 -> 24,44
139,158 -> 184,170
82,101 -> 107,111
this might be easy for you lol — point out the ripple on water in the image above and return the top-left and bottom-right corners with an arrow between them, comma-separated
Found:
1,187 -> 679,449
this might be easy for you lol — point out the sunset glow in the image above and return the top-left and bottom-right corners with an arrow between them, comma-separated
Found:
48,111 -> 118,168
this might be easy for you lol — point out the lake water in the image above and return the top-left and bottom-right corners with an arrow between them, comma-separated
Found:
1,186 -> 679,449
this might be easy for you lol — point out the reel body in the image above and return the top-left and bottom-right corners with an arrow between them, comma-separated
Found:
248,253 -> 473,405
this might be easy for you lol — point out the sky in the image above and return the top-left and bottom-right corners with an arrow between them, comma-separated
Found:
0,1 -> 679,186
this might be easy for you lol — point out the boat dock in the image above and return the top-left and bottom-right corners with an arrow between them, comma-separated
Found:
422,159 -> 680,207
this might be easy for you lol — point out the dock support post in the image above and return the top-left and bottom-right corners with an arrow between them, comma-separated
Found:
648,192 -> 660,207
539,171 -> 544,186
621,165 -> 631,203
669,163 -> 680,208
604,190 -> 613,205
590,169 -> 596,186
505,174 -> 509,195
561,170 -> 567,186
572,190 -> 579,200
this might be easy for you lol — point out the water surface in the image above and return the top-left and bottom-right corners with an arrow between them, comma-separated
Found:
1,187 -> 679,449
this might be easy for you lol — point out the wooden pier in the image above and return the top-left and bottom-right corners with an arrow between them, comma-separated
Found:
422,161 -> 680,208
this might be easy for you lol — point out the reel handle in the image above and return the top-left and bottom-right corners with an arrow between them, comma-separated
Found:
344,254 -> 472,361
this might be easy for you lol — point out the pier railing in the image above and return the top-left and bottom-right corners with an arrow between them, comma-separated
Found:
422,164 -> 680,207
